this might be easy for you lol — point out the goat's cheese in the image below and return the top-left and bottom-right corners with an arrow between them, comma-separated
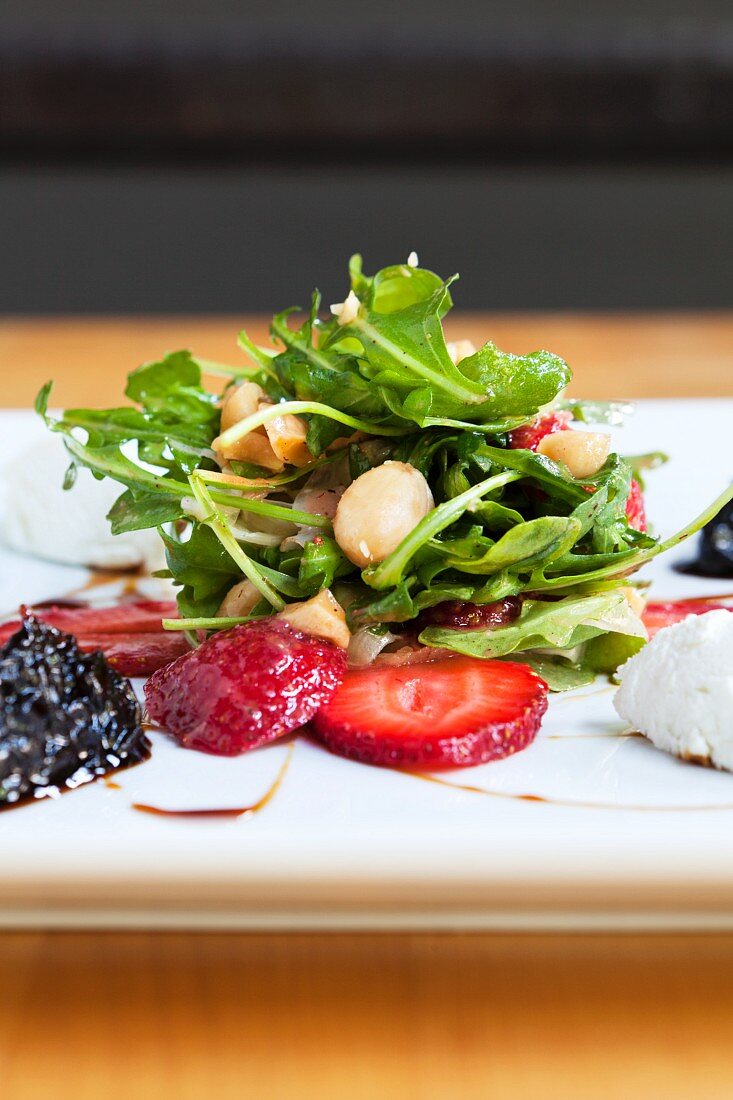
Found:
1,433 -> 165,570
614,610 -> 733,771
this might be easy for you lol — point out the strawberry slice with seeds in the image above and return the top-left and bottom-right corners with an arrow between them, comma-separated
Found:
0,620 -> 188,675
0,600 -> 178,646
76,631 -> 190,677
30,600 -> 177,635
625,478 -> 647,532
508,410 -> 572,451
145,618 -> 347,755
311,657 -> 548,769
643,598 -> 733,637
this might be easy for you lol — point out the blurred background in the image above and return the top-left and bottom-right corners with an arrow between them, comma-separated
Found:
1,0 -> 732,314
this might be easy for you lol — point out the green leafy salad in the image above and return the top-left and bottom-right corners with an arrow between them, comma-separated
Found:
37,255 -> 733,690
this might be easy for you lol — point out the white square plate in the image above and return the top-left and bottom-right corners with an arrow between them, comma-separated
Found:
2,401 -> 733,930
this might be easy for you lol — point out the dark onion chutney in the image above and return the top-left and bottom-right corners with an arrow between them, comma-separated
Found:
0,616 -> 150,810
679,495 -> 733,577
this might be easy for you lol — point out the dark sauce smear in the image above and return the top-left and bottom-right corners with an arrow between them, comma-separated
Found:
133,803 -> 250,819
0,616 -> 150,811
131,744 -> 294,820
678,496 -> 733,577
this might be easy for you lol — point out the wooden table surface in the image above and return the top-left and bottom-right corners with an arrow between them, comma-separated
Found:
2,314 -> 733,1100
2,312 -> 732,407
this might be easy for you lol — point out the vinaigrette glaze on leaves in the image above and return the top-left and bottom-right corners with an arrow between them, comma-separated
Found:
37,254 -> 733,688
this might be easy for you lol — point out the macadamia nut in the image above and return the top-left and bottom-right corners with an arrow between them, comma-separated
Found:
333,461 -> 434,568
537,430 -> 610,478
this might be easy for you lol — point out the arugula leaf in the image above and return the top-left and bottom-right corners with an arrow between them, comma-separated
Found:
298,536 -> 352,593
457,343 -> 571,420
512,654 -> 598,692
334,280 -> 488,417
437,516 -> 583,576
161,525 -> 241,607
60,436 -> 186,496
107,489 -> 184,534
419,592 -> 628,659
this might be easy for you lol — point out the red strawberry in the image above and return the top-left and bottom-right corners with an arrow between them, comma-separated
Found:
508,410 -> 572,450
311,657 -> 548,770
643,598 -> 733,637
0,600 -> 178,646
625,478 -> 647,532
0,601 -> 183,675
0,621 -> 188,674
145,618 -> 347,755
77,631 -> 190,677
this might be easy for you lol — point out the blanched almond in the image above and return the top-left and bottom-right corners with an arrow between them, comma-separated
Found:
213,429 -> 284,470
279,589 -> 351,649
217,579 -> 262,618
264,413 -> 312,467
220,381 -> 266,431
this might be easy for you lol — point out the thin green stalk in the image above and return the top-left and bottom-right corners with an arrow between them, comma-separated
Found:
365,469 -> 522,590
192,356 -> 264,380
270,314 -> 336,372
207,489 -> 333,529
187,474 -> 285,610
217,400 -> 409,450
530,481 -> 733,593
163,615 -> 264,632
421,415 -> 528,432
196,450 -> 340,492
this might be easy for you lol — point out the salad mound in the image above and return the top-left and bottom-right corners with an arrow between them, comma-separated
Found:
37,254 -> 733,691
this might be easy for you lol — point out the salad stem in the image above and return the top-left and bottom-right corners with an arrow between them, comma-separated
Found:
206,489 -> 333,529
216,400 -> 410,450
366,469 -> 523,590
187,475 -> 285,611
163,615 -> 263,632
197,451 -> 340,491
192,356 -> 264,380
530,481 -> 733,592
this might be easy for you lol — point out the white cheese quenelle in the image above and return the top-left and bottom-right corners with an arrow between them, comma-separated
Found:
614,610 -> 733,771
1,432 -> 165,570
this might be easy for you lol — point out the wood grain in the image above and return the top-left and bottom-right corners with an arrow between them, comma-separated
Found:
2,316 -> 733,1099
1,313 -> 732,407
2,932 -> 733,1099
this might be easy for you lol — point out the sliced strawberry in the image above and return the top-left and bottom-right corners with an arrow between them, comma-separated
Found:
76,631 -> 190,677
33,600 -> 177,635
625,478 -> 647,532
145,618 -> 348,755
508,410 -> 572,451
0,600 -> 178,645
643,598 -> 733,637
0,619 -> 188,675
311,658 -> 548,769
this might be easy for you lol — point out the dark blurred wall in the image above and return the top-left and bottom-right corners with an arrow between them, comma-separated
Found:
2,1 -> 732,312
